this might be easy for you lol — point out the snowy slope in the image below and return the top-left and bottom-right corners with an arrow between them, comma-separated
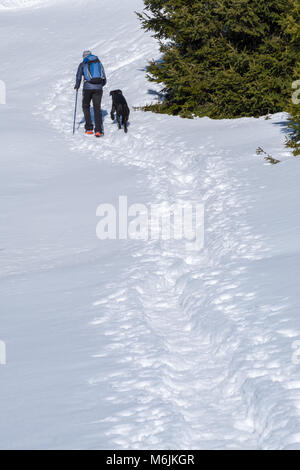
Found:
1,0 -> 300,450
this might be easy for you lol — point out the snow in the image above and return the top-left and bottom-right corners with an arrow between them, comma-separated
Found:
1,0 -> 300,450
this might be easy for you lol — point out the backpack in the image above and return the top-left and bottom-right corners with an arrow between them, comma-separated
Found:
83,55 -> 104,84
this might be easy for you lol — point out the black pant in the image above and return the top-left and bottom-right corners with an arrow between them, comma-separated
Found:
82,89 -> 103,133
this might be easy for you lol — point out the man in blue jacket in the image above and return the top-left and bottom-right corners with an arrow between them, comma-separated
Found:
75,51 -> 107,137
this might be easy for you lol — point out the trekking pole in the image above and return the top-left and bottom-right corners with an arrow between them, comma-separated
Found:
73,89 -> 79,135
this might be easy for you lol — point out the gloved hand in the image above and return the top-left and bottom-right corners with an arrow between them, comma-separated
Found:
74,84 -> 79,90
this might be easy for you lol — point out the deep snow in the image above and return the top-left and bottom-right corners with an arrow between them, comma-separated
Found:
1,0 -> 300,450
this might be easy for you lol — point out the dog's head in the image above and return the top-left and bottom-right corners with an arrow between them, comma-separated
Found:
110,89 -> 123,97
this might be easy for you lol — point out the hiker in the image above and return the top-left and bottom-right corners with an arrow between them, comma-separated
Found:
74,51 -> 107,137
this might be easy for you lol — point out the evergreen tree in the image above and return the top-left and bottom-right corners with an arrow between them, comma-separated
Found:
137,0 -> 300,118
285,0 -> 300,155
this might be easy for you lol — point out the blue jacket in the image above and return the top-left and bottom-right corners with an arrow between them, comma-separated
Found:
75,55 -> 107,91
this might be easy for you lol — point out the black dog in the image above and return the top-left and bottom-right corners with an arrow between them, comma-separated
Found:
110,90 -> 130,133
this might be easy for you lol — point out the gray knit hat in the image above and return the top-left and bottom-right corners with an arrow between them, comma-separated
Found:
83,50 -> 92,59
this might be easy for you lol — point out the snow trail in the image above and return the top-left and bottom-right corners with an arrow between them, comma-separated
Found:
40,2 -> 300,447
